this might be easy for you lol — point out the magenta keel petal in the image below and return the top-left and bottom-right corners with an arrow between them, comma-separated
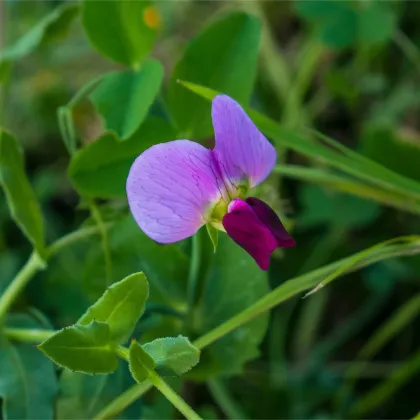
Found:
222,198 -> 295,270
211,95 -> 277,191
126,140 -> 223,243
222,199 -> 278,270
246,197 -> 295,247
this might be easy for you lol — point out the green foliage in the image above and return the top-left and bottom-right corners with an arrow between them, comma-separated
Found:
0,130 -> 45,255
143,336 -> 200,376
0,316 -> 57,420
90,61 -> 164,140
295,0 -> 396,48
38,321 -> 118,374
128,340 -> 156,383
192,235 -> 270,378
78,273 -> 149,344
0,4 -> 79,83
167,12 -> 261,138
68,117 -> 176,198
81,0 -> 159,67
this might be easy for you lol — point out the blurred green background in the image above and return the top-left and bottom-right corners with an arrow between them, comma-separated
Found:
0,0 -> 420,419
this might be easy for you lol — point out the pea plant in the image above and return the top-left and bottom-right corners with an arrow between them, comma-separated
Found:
1,1 -> 420,419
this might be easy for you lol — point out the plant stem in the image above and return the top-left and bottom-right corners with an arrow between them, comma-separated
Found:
148,370 -> 202,420
186,233 -> 201,326
207,378 -> 247,419
94,382 -> 153,420
88,199 -> 113,285
0,252 -> 45,322
5,327 -> 55,343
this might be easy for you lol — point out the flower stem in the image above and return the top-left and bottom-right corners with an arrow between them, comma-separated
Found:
0,252 -> 45,322
148,370 -> 202,420
186,233 -> 201,326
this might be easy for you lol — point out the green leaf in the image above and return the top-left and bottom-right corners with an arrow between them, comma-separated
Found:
0,316 -> 58,419
128,340 -> 156,383
78,273 -> 149,344
82,0 -> 159,67
206,224 -> 218,253
167,12 -> 261,138
0,130 -> 45,255
90,61 -> 163,140
68,117 -> 176,198
0,4 -> 79,83
38,321 -> 118,374
192,235 -> 270,378
143,336 -> 200,376
358,3 -> 396,45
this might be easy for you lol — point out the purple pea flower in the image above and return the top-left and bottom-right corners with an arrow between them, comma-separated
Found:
126,95 -> 295,270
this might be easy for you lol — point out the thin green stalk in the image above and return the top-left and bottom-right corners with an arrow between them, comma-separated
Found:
207,378 -> 247,420
0,252 -> 45,322
148,370 -> 202,420
393,29 -> 420,76
88,200 -> 113,285
94,382 -> 152,420
5,327 -> 55,343
186,233 -> 201,326
281,38 -> 324,128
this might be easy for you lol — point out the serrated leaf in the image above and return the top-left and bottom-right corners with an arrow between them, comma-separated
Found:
128,340 -> 156,383
78,273 -> 149,344
82,0 -> 159,67
90,61 -> 163,140
206,224 -> 218,253
0,4 -> 79,83
68,117 -> 176,198
0,129 -> 45,255
167,12 -> 260,138
0,315 -> 58,420
144,336 -> 200,376
38,321 -> 118,374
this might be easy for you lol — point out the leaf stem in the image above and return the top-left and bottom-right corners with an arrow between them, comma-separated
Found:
186,233 -> 201,325
88,199 -> 113,285
0,252 -> 45,322
148,370 -> 202,420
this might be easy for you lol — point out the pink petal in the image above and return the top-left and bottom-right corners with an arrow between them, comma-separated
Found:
127,140 -> 223,243
211,95 -> 277,192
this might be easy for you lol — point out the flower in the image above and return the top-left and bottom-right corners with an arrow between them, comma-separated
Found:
126,95 -> 295,270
